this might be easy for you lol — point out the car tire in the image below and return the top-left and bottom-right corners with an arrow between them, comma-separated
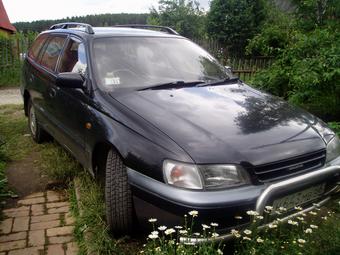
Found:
28,100 -> 49,143
105,149 -> 134,235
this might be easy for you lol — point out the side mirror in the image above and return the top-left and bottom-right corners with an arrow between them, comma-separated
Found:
20,53 -> 26,62
56,72 -> 85,89
225,66 -> 233,73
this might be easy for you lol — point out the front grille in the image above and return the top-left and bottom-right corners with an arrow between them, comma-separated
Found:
253,149 -> 326,183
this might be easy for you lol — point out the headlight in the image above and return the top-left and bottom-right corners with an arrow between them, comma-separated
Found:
163,160 -> 250,190
200,165 -> 251,189
163,160 -> 203,189
326,135 -> 340,163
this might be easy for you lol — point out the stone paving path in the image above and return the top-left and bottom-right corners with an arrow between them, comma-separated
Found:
0,190 -> 78,255
0,89 -> 22,106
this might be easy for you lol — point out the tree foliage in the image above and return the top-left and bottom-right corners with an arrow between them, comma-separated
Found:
14,13 -> 149,33
248,1 -> 340,121
206,0 -> 266,55
148,0 -> 206,38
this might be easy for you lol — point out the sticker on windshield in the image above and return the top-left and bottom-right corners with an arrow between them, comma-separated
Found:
104,76 -> 120,86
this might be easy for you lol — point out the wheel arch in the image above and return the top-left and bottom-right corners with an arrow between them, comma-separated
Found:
91,140 -> 124,179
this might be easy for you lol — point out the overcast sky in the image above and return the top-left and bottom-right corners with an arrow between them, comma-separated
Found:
3,0 -> 210,23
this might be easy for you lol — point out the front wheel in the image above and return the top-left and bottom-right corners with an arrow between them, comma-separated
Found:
105,149 -> 134,235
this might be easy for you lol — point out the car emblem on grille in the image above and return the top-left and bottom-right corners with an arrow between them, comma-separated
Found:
287,164 -> 304,171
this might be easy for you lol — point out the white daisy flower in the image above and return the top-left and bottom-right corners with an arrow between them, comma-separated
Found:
164,228 -> 176,235
188,210 -> 198,217
158,226 -> 167,231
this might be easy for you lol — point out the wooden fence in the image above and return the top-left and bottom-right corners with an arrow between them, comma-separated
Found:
193,37 -> 273,81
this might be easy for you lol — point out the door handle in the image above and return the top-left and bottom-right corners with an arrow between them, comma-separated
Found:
29,74 -> 35,83
49,88 -> 57,98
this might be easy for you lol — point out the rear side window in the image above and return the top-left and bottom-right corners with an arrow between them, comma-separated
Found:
28,34 -> 48,61
40,36 -> 66,72
58,38 -> 87,75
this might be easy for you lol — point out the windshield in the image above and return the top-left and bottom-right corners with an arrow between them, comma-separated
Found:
92,37 -> 229,91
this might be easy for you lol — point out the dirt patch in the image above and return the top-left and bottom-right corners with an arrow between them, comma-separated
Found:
4,151 -> 49,208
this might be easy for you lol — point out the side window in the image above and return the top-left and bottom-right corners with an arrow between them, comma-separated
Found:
40,36 -> 66,72
28,34 -> 48,61
59,38 -> 87,75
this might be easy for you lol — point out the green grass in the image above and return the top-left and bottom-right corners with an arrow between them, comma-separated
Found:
0,105 -> 138,254
0,65 -> 21,88
0,104 -> 37,208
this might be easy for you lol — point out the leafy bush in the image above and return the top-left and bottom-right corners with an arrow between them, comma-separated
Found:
251,27 -> 339,121
329,122 -> 340,136
247,1 -> 340,121
0,65 -> 21,88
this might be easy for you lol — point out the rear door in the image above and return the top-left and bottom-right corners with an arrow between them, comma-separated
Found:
37,34 -> 67,137
25,34 -> 49,123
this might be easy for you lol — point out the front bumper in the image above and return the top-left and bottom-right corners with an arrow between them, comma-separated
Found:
128,156 -> 340,241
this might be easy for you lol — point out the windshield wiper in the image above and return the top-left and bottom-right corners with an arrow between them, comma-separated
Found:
197,77 -> 240,87
138,80 -> 205,91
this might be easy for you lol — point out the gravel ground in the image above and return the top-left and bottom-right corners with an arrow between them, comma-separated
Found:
0,88 -> 22,105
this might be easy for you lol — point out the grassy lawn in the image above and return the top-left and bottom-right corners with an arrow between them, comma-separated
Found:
0,104 -> 339,254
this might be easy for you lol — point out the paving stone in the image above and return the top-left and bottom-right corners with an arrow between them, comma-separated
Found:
3,206 -> 30,213
46,191 -> 65,203
18,197 -> 45,205
8,246 -> 44,255
46,244 -> 64,255
0,240 -> 26,252
48,206 -> 69,214
66,242 -> 79,255
31,214 -> 60,223
25,192 -> 44,199
0,218 -> 13,234
28,230 -> 45,247
30,220 -> 60,231
0,231 -> 26,243
49,235 -> 73,244
4,209 -> 30,218
47,226 -> 74,237
12,217 -> 29,232
31,210 -> 45,216
46,202 -> 69,209
31,204 -> 44,215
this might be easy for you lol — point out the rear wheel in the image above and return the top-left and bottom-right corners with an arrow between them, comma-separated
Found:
105,149 -> 134,235
28,100 -> 50,143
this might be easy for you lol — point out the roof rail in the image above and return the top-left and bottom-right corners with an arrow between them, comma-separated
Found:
114,24 -> 179,35
49,22 -> 94,34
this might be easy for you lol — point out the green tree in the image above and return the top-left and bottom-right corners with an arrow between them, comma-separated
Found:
206,0 -> 266,55
248,1 -> 340,121
148,0 -> 206,38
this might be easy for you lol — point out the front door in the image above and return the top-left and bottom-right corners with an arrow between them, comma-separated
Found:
51,36 -> 90,166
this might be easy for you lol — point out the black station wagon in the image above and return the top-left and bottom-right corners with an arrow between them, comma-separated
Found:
21,23 -> 340,241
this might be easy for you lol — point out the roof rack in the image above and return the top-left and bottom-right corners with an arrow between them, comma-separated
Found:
49,22 -> 94,34
114,24 -> 179,35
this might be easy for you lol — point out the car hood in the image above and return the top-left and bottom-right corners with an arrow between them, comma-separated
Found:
110,83 -> 328,165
